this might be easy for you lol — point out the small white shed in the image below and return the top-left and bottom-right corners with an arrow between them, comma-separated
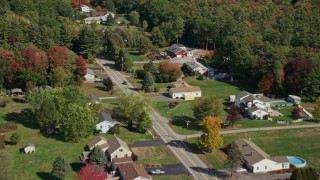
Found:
229,95 -> 236,102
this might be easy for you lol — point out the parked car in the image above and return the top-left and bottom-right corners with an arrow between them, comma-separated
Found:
122,81 -> 128,85
236,168 -> 247,173
150,169 -> 165,175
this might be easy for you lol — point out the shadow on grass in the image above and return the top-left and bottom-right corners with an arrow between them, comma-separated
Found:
36,172 -> 52,179
4,109 -> 38,129
171,116 -> 202,131
12,98 -> 26,103
70,162 -> 86,172
94,85 -> 107,92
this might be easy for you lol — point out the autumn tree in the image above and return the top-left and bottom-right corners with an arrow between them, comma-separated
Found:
226,105 -> 242,126
76,164 -> 108,180
51,156 -> 71,180
158,60 -> 182,83
292,107 -> 302,120
76,56 -> 87,78
48,46 -> 67,68
198,116 -> 223,152
258,72 -> 274,94
193,97 -> 222,122
103,77 -> 114,92
225,142 -> 243,177
88,146 -> 107,168
313,97 -> 320,121
71,0 -> 90,7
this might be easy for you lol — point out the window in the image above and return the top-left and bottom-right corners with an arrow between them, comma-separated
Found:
125,154 -> 128,157
115,155 -> 117,158
100,125 -> 103,129
196,93 -> 198,95
282,164 -> 284,168
265,166 -> 267,169
257,167 -> 259,170
119,149 -> 123,152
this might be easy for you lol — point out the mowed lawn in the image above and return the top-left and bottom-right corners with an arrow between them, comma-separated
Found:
131,146 -> 179,166
223,128 -> 320,170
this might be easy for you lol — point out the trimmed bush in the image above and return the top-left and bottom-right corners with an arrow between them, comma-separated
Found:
10,132 -> 20,145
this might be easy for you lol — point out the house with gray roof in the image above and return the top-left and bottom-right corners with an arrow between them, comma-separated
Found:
107,135 -> 132,161
96,112 -> 116,133
235,138 -> 289,173
85,68 -> 95,82
185,61 -> 208,75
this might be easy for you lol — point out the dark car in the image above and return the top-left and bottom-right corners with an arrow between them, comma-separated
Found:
122,81 -> 128,85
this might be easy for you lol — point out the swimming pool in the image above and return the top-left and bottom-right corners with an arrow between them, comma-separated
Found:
271,101 -> 293,107
287,156 -> 307,168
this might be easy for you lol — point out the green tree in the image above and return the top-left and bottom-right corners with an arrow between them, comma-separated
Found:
36,99 -> 60,128
129,11 -> 140,25
115,49 -> 133,71
193,97 -> 222,122
10,132 -> 20,145
143,60 -> 156,74
88,146 -> 107,168
51,156 -> 70,180
60,104 -> 95,142
138,36 -> 153,54
225,142 -> 243,177
151,26 -> 166,47
303,67 -> 320,101
142,72 -> 154,93
137,110 -> 152,133
78,26 -> 101,60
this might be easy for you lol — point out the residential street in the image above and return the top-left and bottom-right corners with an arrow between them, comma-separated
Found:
96,58 -> 217,180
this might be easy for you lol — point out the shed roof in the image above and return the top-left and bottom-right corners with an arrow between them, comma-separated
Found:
11,88 -> 23,93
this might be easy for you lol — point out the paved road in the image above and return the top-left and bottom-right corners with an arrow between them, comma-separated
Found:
96,58 -> 217,180
177,123 -> 320,139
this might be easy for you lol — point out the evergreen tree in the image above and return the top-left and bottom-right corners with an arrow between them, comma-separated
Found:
143,60 -> 156,74
51,156 -> 70,180
142,72 -> 154,93
137,110 -> 152,133
225,142 -> 243,177
88,146 -> 107,168
78,26 -> 101,60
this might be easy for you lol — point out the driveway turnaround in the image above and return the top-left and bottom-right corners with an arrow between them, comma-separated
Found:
129,139 -> 165,148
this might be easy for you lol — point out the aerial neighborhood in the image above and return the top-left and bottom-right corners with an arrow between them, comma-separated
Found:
0,1 -> 320,180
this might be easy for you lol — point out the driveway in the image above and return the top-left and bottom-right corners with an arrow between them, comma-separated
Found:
145,163 -> 189,175
129,139 -> 165,148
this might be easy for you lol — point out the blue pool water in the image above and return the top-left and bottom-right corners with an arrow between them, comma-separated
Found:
287,156 -> 306,167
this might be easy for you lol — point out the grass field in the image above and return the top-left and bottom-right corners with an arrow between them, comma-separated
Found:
128,49 -> 150,62
0,98 -> 155,179
223,128 -> 320,170
131,146 -> 179,167
81,82 -> 114,97
155,101 -> 194,118
272,107 -> 294,121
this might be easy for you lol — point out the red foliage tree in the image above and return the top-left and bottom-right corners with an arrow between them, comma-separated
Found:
48,46 -> 67,68
21,45 -> 37,69
0,48 -> 15,62
71,0 -> 90,8
284,58 -> 314,94
7,61 -> 20,84
76,56 -> 87,77
76,164 -> 108,180
158,60 -> 182,82
258,72 -> 275,94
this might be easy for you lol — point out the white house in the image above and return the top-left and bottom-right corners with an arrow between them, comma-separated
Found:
287,95 -> 301,105
169,81 -> 201,100
185,61 -> 208,75
107,135 -> 132,161
247,106 -> 269,120
87,136 -> 109,152
85,68 -> 95,82
96,112 -> 116,133
235,138 -> 290,173
81,5 -> 91,13
117,162 -> 151,180
84,16 -> 108,24
22,143 -> 36,153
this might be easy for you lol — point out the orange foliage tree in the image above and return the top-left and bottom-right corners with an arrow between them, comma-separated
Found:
258,72 -> 274,94
198,116 -> 223,152
71,0 -> 90,8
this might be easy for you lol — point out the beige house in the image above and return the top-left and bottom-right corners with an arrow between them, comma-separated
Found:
87,136 -> 109,152
107,135 -> 132,161
117,162 -> 151,180
22,143 -> 36,153
168,81 -> 201,100
235,138 -> 290,173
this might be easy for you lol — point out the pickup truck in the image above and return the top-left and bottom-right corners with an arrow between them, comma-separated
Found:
150,169 -> 165,175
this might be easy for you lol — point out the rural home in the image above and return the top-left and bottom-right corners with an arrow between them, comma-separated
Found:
167,44 -> 193,58
22,143 -> 36,153
287,95 -> 301,105
87,136 -> 109,152
96,112 -> 116,133
85,68 -> 95,82
10,88 -> 23,96
234,91 -> 272,119
84,16 -> 107,24
235,138 -> 290,173
89,94 -> 102,103
111,157 -> 133,171
185,61 -> 208,75
169,81 -> 201,100
117,162 -> 151,180
80,5 -> 91,13
107,135 -> 132,161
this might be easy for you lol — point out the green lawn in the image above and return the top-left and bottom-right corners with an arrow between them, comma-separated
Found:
81,82 -> 114,97
169,120 -> 202,135
102,98 -> 118,110
152,175 -> 193,180
131,146 -> 179,166
0,98 -> 155,179
223,128 -> 320,170
128,50 -> 150,62
233,119 -> 286,129
272,107 -> 294,121
155,101 -> 194,118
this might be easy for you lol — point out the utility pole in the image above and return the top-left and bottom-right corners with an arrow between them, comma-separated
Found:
186,120 -> 191,129
121,57 -> 124,72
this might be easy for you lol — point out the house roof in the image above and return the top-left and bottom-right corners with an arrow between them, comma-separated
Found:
11,88 -> 23,93
107,135 -> 130,155
96,112 -> 114,124
86,68 -> 95,75
270,156 -> 289,163
118,162 -> 150,180
288,95 -> 301,100
89,94 -> 101,103
247,106 -> 268,114
91,11 -> 108,17
172,81 -> 190,88
235,138 -> 269,165
186,61 -> 201,70
87,136 -> 108,149
23,143 -> 35,148
170,86 -> 201,93
236,91 -> 250,99
242,95 -> 257,103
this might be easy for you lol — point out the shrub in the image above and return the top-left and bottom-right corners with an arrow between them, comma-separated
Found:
167,101 -> 180,109
108,124 -> 120,134
10,132 -> 20,145
132,153 -> 139,161
154,87 -> 159,92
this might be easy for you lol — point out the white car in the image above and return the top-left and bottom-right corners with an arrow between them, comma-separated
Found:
150,169 -> 165,175
236,168 -> 247,173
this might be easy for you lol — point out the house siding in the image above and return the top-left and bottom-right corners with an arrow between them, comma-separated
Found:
169,91 -> 201,99
110,148 -> 132,161
251,159 -> 290,173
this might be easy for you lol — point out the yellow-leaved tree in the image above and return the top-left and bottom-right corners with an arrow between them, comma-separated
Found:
198,116 -> 223,152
